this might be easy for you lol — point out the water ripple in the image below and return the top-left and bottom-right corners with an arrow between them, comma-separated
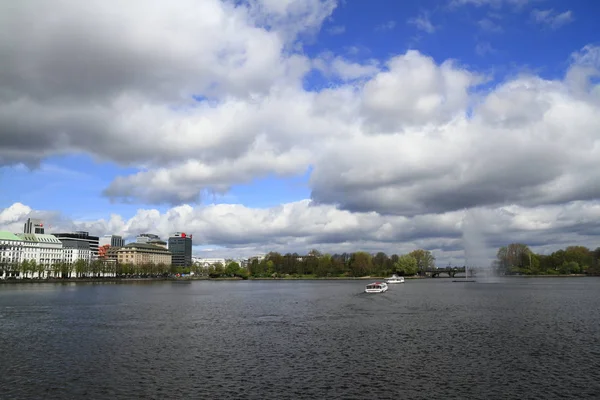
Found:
1,278 -> 599,399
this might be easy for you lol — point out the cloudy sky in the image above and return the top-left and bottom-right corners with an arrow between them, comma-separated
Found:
1,0 -> 599,265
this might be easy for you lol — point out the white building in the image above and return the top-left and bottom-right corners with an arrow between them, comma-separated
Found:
62,240 -> 93,266
1,231 -> 118,279
16,233 -> 63,278
192,257 -> 227,269
0,231 -> 23,279
99,234 -> 125,247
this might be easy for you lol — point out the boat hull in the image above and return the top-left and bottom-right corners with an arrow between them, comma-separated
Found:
365,282 -> 388,293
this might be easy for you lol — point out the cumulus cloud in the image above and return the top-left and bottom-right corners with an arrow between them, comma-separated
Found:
408,14 -> 437,34
1,1 -> 600,262
2,201 -> 600,266
449,0 -> 531,8
531,9 -> 574,29
478,18 -> 503,33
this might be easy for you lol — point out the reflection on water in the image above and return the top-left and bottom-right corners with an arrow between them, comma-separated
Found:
1,278 -> 599,399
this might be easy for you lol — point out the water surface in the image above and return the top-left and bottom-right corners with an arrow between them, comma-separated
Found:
1,278 -> 599,399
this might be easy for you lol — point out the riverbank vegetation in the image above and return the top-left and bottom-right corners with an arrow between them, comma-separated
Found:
2,249 -> 436,281
495,244 -> 600,275
237,249 -> 435,279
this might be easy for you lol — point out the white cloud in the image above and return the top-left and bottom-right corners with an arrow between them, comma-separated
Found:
475,41 -> 497,56
2,200 -> 600,266
313,53 -> 380,81
1,1 -> 600,263
327,25 -> 345,35
531,9 -> 574,29
375,21 -> 396,31
408,14 -> 437,34
478,18 -> 503,33
360,51 -> 479,131
450,0 -> 532,8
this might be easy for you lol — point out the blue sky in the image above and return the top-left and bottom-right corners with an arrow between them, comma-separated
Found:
1,0 -> 600,261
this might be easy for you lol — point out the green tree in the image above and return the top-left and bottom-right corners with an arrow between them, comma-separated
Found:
226,261 -> 241,277
394,255 -> 418,276
564,246 -> 592,273
349,252 -> 373,277
20,259 -> 31,278
74,259 -> 88,278
34,260 -> 45,279
315,254 -> 333,277
496,243 -> 531,274
408,249 -> 435,274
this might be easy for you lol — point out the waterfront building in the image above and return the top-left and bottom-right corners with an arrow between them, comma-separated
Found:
102,246 -> 121,268
168,232 -> 192,267
193,257 -> 227,269
61,239 -> 93,266
51,231 -> 99,259
0,231 -> 23,279
99,234 -> 124,248
16,233 -> 63,278
116,243 -> 172,266
23,218 -> 45,234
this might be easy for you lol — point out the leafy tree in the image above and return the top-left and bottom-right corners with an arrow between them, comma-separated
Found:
19,260 -> 31,277
563,246 -> 592,273
226,261 -> 241,277
394,255 -> 418,276
408,249 -> 435,274
74,259 -> 88,278
315,254 -> 333,277
349,252 -> 373,277
496,243 -> 531,274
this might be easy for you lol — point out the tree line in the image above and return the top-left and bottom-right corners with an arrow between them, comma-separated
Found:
237,249 -> 436,278
495,244 -> 600,275
2,248 -> 439,280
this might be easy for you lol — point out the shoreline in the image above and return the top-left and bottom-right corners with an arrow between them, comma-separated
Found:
1,274 -> 595,284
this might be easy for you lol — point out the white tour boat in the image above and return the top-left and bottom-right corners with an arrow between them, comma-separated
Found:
365,282 -> 388,293
385,274 -> 405,284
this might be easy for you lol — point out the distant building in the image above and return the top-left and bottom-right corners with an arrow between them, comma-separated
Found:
0,231 -> 23,279
61,239 -> 92,265
148,239 -> 167,249
99,235 -> 124,248
193,257 -> 227,269
104,246 -> 121,266
168,232 -> 192,267
117,243 -> 172,266
51,231 -> 99,259
15,233 -> 63,276
23,218 -> 45,234
136,233 -> 161,244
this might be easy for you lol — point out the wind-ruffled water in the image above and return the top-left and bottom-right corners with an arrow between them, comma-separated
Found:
1,279 -> 599,399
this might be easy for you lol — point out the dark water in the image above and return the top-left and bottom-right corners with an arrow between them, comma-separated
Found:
1,278 -> 599,399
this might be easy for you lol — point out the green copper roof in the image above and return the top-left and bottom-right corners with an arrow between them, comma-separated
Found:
0,231 -> 22,241
15,233 -> 62,243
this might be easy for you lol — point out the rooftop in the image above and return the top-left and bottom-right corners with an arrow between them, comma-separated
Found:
0,231 -> 22,241
16,233 -> 62,243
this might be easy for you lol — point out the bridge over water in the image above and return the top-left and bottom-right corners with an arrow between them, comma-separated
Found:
421,267 -> 467,278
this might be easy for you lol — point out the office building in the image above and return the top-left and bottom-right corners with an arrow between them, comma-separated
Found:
99,234 -> 124,248
62,239 -> 92,265
51,231 -> 99,259
117,243 -> 172,266
23,218 -> 45,234
136,233 -> 161,243
15,233 -> 64,278
168,232 -> 192,267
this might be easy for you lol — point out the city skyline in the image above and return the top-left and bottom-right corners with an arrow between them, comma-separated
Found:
1,0 -> 600,264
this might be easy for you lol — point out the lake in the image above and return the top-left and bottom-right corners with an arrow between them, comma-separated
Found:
1,277 -> 599,399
